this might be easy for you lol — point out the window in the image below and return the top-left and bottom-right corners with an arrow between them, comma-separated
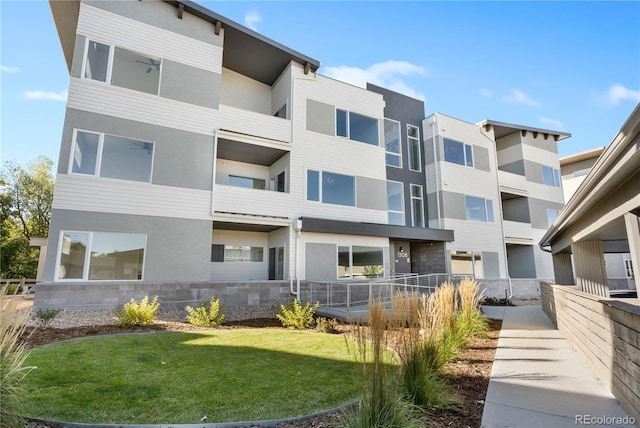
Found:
338,246 -> 383,279
625,259 -> 634,279
272,171 -> 286,192
82,39 -> 161,95
465,196 -> 494,222
224,245 -> 263,262
384,119 -> 402,167
443,138 -> 473,167
542,165 -> 561,187
307,170 -> 355,207
57,232 -> 145,281
70,130 -> 154,183
336,109 -> 379,146
451,250 -> 484,278
228,175 -> 266,190
547,209 -> 559,228
407,125 -> 421,171
387,181 -> 405,226
411,184 -> 425,228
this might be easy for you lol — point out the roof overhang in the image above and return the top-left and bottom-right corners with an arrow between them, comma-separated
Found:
300,217 -> 454,242
479,119 -> 571,141
559,146 -> 606,167
540,103 -> 640,251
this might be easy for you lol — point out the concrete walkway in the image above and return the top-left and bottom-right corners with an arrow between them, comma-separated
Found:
481,305 -> 634,428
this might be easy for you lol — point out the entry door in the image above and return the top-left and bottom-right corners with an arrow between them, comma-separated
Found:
392,241 -> 411,275
268,247 -> 284,280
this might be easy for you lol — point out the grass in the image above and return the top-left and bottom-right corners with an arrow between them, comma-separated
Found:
21,329 -> 383,425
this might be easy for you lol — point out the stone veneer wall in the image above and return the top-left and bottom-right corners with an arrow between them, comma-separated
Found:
541,282 -> 640,424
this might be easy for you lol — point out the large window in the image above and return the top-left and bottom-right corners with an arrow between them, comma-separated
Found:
451,250 -> 484,278
407,125 -> 421,171
387,181 -> 405,226
542,165 -> 561,187
224,245 -> 263,262
338,246 -> 384,279
57,232 -> 145,281
336,109 -> 379,146
410,184 -> 425,228
384,119 -> 402,167
71,130 -> 154,183
82,39 -> 161,95
307,170 -> 355,207
443,138 -> 474,167
465,196 -> 494,222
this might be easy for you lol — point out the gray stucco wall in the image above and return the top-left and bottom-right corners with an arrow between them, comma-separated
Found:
44,209 -> 212,282
356,176 -> 387,211
529,198 -> 565,230
305,243 -> 337,281
306,99 -> 334,136
482,251 -> 500,279
159,59 -> 220,108
57,108 -> 214,190
85,0 -> 223,46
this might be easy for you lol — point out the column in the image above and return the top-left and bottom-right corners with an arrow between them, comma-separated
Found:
572,240 -> 609,297
552,252 -> 574,285
624,212 -> 640,295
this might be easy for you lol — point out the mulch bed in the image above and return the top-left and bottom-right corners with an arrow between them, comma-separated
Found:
21,317 -> 501,428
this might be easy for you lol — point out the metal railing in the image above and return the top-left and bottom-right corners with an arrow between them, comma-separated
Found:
0,278 -> 37,294
303,273 -> 472,311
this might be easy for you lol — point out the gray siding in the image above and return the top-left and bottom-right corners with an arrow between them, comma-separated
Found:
524,159 -> 544,184
159,59 -> 220,108
58,108 -> 214,190
85,0 -> 223,46
529,198 -> 564,229
441,191 -> 466,220
356,176 -> 387,211
523,134 -> 558,154
305,243 -> 337,281
473,145 -> 491,172
44,209 -> 212,282
507,245 -> 537,278
499,160 -> 525,176
482,252 -> 500,279
71,34 -> 86,78
306,99 -> 334,136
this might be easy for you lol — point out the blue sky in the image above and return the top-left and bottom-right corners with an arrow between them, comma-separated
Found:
1,0 -> 639,168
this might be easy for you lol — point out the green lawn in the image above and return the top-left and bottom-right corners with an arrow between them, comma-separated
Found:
22,329 -> 380,424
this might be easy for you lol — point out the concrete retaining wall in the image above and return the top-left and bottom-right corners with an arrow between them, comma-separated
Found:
479,278 -> 544,300
541,282 -> 640,424
33,281 -> 293,311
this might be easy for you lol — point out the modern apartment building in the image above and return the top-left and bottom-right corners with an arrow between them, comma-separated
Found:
560,147 -> 635,290
424,114 -> 569,297
36,0 -> 568,309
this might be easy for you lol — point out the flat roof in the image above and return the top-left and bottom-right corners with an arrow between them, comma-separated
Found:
559,146 -> 605,167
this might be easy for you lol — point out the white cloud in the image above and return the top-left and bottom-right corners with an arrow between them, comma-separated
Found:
1,65 -> 19,73
605,84 -> 640,106
540,117 -> 563,130
480,88 -> 493,97
244,10 -> 261,31
23,91 -> 68,102
323,60 -> 428,100
501,89 -> 541,107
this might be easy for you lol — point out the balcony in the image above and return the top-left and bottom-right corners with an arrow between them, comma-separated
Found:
213,184 -> 293,220
218,104 -> 291,144
502,220 -> 536,244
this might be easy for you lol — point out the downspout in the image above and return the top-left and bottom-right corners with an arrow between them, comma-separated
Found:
211,129 -> 218,216
290,218 -> 302,301
480,125 -> 513,301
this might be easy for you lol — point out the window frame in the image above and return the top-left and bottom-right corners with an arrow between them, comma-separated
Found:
542,165 -> 561,188
223,245 -> 264,262
384,118 -> 403,168
337,245 -> 384,279
387,180 -> 405,226
546,208 -> 560,228
410,184 -> 425,228
81,38 -> 162,96
335,108 -> 380,146
69,128 -> 155,183
407,124 -> 421,172
55,231 -> 147,282
464,195 -> 495,223
443,138 -> 474,167
306,169 -> 356,207
624,259 -> 634,279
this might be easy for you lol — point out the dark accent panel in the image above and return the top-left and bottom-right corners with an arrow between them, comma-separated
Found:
300,217 -> 453,242
211,244 -> 224,262
499,160 -> 525,176
482,252 -> 500,279
213,222 -> 284,233
411,242 -> 447,274
390,240 -> 411,274
366,83 -> 425,124
217,138 -> 288,166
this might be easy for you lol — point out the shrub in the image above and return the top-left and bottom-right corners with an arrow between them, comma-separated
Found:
33,309 -> 61,328
114,296 -> 159,328
186,296 -> 224,327
276,299 -> 318,329
457,278 -> 488,339
315,317 -> 339,334
1,287 -> 34,427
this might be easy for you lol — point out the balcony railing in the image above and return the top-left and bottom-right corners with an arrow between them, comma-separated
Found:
213,184 -> 293,218
218,104 -> 291,144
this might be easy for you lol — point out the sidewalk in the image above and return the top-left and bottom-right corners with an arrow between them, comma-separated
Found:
480,305 -> 635,428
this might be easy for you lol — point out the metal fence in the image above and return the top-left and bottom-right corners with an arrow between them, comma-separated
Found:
0,278 -> 37,294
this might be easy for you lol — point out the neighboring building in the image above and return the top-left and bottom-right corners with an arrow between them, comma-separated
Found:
560,147 -> 635,290
424,114 -> 569,298
37,0 -> 569,309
